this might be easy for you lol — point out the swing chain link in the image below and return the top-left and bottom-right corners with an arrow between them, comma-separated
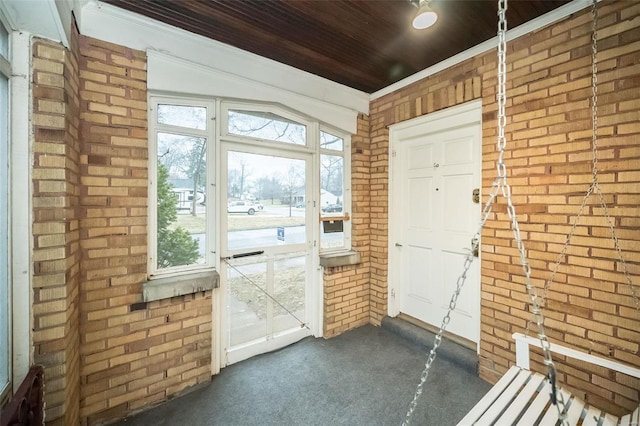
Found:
495,1 -> 567,422
591,0 -> 599,180
537,0 -> 640,323
403,1 -> 570,423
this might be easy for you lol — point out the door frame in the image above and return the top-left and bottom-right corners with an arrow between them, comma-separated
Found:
217,141 -> 321,367
388,100 -> 482,344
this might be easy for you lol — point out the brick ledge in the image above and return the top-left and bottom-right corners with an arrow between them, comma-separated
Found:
143,270 -> 219,302
319,250 -> 361,268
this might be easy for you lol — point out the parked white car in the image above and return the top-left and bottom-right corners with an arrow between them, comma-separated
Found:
227,200 -> 260,215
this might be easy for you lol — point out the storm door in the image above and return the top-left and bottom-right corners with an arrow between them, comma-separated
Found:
221,146 -> 313,365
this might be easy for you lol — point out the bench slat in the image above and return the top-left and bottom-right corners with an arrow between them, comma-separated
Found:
566,395 -> 584,426
457,366 -> 521,425
475,369 -> 532,425
516,381 -> 553,425
498,372 -> 545,425
582,406 -> 602,426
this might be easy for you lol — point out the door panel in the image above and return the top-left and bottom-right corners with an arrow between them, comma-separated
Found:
392,113 -> 481,344
222,148 -> 312,365
407,246 -> 433,303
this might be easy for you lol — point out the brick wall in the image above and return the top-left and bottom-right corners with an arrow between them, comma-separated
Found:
369,1 -> 639,416
323,114 -> 372,337
76,36 -> 212,424
32,32 -> 81,425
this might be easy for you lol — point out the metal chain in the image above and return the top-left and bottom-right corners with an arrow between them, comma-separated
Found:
403,1 -> 566,423
536,0 -> 640,326
402,180 -> 502,425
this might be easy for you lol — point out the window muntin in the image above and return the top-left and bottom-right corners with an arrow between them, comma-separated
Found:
227,109 -> 306,145
150,99 -> 214,277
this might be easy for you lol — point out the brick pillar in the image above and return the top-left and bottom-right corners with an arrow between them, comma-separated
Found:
32,31 -> 81,426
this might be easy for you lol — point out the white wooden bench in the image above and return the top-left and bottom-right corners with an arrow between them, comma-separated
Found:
457,333 -> 640,426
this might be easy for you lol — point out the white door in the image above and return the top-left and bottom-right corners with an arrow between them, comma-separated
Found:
389,102 -> 481,345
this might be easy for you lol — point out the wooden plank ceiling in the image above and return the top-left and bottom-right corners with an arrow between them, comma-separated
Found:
102,0 -> 572,93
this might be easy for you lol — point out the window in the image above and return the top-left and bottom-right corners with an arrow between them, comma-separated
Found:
227,109 -> 306,146
149,99 -> 353,280
0,18 -> 10,402
149,98 -> 215,277
320,129 -> 350,251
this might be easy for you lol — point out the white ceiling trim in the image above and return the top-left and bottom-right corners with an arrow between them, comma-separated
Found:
371,0 -> 594,100
80,0 -> 369,117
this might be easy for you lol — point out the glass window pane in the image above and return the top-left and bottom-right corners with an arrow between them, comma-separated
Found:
320,153 -> 344,249
227,152 -> 306,251
0,74 -> 8,391
273,252 -> 306,334
156,132 -> 207,270
228,110 -> 306,145
228,254 -> 267,346
157,104 -> 207,130
0,24 -> 7,59
320,131 -> 343,151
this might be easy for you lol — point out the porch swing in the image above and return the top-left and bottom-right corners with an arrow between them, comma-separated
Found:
402,0 -> 640,425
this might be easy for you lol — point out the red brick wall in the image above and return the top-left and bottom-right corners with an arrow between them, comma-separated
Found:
31,31 -> 81,425
369,1 -> 639,415
76,36 -> 212,424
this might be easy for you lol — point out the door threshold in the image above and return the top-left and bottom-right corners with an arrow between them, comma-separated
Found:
397,313 -> 477,351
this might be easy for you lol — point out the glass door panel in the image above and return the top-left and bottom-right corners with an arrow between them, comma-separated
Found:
273,251 -> 306,334
223,149 -> 311,364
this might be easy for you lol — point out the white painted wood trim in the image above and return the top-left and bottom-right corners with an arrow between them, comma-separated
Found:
372,0 -> 594,100
0,0 -> 68,46
387,100 -> 482,344
79,1 -> 368,117
515,335 -> 530,370
512,333 -> 640,379
146,51 -> 360,135
11,31 -> 32,391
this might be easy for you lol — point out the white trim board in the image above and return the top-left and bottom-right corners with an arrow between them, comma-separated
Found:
0,0 -> 68,46
10,30 -> 32,391
147,51 -> 360,135
79,1 -> 369,121
371,0 -> 595,100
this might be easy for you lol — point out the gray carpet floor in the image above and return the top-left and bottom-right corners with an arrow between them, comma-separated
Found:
117,323 -> 492,425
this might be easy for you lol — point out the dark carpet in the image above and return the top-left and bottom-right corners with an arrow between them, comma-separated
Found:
117,322 -> 491,425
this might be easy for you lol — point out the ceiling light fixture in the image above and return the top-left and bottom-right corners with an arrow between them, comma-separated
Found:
411,0 -> 438,30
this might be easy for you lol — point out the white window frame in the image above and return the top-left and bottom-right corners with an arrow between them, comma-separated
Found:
221,101 -> 353,253
147,96 -> 216,279
0,16 -> 11,405
148,97 -> 354,282
0,16 -> 31,404
319,126 -> 352,253
221,101 -> 313,154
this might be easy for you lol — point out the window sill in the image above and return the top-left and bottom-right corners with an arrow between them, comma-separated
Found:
143,270 -> 220,302
319,250 -> 361,268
